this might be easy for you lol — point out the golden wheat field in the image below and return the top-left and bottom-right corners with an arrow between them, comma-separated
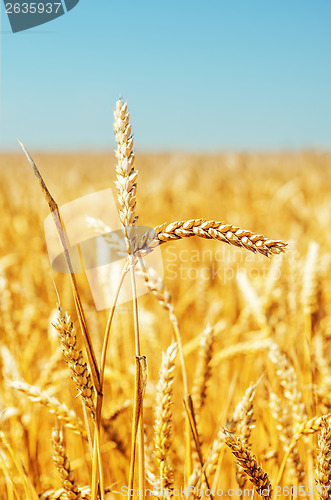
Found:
1,118 -> 331,499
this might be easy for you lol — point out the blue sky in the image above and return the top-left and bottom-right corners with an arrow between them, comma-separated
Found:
1,0 -> 331,152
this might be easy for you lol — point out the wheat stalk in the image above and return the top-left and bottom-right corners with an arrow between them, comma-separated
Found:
113,98 -> 146,499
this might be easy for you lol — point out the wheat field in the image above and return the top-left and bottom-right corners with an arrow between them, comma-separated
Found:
0,106 -> 331,499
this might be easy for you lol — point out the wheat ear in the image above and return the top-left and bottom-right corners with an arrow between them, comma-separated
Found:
211,338 -> 272,367
114,98 -> 138,245
295,413 -> 331,436
189,325 -> 213,479
268,343 -> 306,426
53,305 -> 95,418
223,429 -> 272,499
135,219 -> 287,257
316,417 -> 331,500
277,413 -> 331,485
232,382 -> 257,488
224,381 -> 258,488
8,380 -> 86,438
51,428 -> 81,500
302,242 -> 319,325
154,342 -> 177,491
269,392 -> 304,481
192,325 -> 215,416
190,326 -> 215,487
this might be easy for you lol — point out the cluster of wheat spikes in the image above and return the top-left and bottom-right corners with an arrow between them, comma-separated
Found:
2,100 -> 331,500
